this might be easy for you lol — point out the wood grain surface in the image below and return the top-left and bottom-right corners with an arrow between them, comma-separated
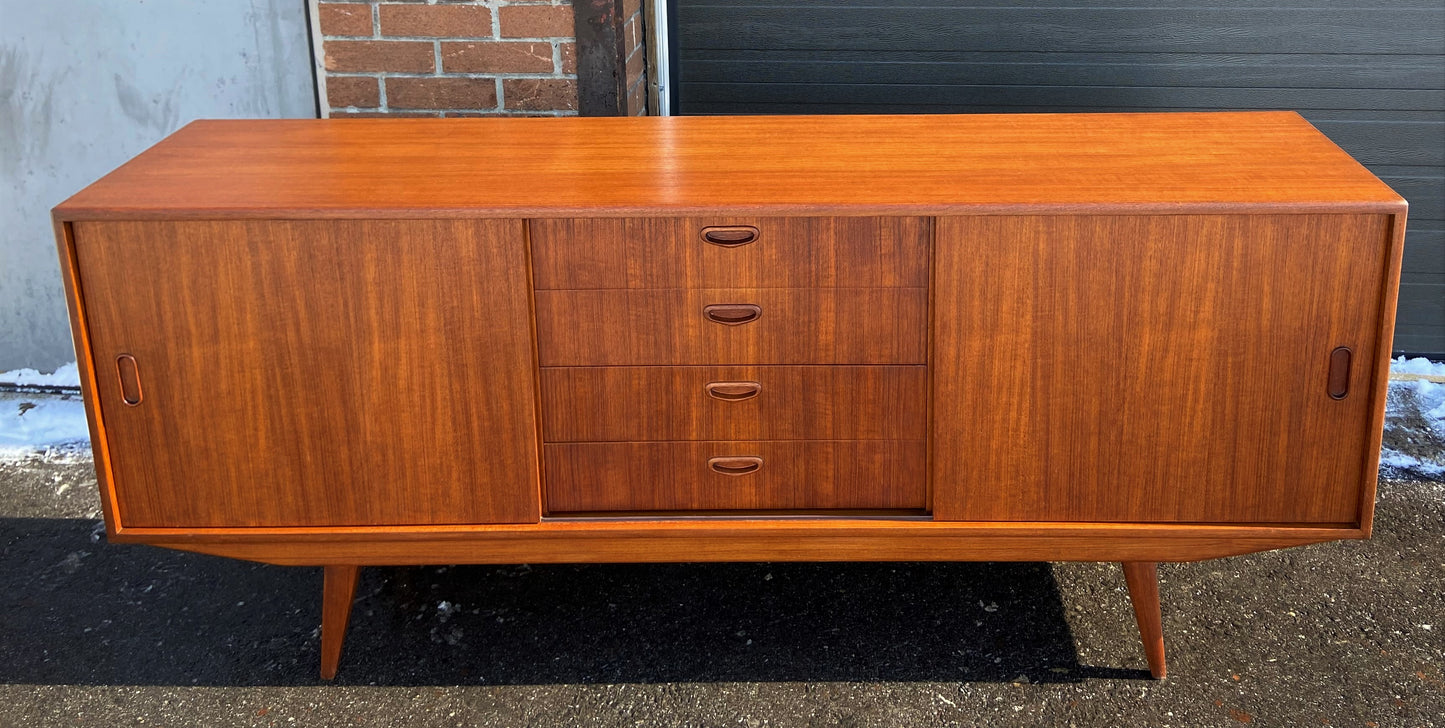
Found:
1358,212 -> 1408,536
52,113 -> 1404,220
530,217 -> 930,289
539,365 -> 926,441
72,220 -> 542,528
543,440 -> 926,512
535,288 -> 927,365
129,520 -> 1366,566
53,221 -> 123,534
1122,561 -> 1167,679
51,114 -> 1407,573
932,214 -> 1393,524
319,564 -> 360,680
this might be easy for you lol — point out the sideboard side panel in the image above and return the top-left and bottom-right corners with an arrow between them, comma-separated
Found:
932,214 -> 1392,524
73,219 -> 541,528
1356,210 -> 1408,536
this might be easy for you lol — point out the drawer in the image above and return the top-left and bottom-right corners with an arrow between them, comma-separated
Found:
530,217 -> 930,289
535,288 -> 927,366
543,440 -> 926,512
540,366 -> 926,441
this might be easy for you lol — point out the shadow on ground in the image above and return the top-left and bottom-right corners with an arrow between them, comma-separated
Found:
0,516 -> 1143,687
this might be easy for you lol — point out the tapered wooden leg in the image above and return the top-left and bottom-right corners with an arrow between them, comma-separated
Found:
1122,561 -> 1167,679
320,565 -> 360,680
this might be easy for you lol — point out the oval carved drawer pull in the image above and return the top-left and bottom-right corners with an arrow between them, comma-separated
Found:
708,456 -> 762,476
703,303 -> 761,326
1327,346 -> 1352,400
115,354 -> 143,406
700,226 -> 759,247
705,381 -> 762,401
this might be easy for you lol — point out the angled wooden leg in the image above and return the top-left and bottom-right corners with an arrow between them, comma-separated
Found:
320,565 -> 361,680
1122,561 -> 1167,679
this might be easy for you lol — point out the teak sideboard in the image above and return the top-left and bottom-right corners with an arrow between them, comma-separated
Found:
53,112 -> 1407,680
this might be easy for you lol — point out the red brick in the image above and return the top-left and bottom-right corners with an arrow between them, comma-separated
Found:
326,76 -> 381,108
625,43 -> 645,84
626,75 -> 647,116
499,5 -> 574,39
503,78 -> 577,111
324,40 -> 435,73
442,110 -> 569,118
442,41 -> 554,73
559,42 -> 576,74
331,110 -> 441,118
386,77 -> 498,110
622,0 -> 642,20
624,14 -> 643,53
379,4 -> 492,38
318,3 -> 373,37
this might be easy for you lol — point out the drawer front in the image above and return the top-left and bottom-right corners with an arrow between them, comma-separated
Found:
540,365 -> 926,441
530,217 -> 930,289
544,441 -> 926,512
535,288 -> 927,366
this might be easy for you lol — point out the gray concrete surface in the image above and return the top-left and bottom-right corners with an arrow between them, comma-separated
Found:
0,0 -> 316,372
0,394 -> 1440,726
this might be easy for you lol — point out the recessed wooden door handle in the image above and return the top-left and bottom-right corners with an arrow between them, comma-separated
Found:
708,456 -> 762,475
115,354 -> 143,406
703,303 -> 761,325
700,226 -> 758,247
1327,346 -> 1352,399
705,381 -> 762,401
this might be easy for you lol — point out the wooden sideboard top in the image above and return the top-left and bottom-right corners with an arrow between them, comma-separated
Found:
54,111 -> 1403,220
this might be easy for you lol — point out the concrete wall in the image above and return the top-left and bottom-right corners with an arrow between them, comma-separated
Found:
1,0 -> 317,372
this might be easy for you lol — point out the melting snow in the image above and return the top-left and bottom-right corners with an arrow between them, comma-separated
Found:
1,363 -> 90,460
0,362 -> 81,388
1392,356 -> 1445,379
0,393 -> 91,460
1380,357 -> 1445,480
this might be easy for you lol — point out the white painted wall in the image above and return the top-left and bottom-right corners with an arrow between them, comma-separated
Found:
1,0 -> 317,372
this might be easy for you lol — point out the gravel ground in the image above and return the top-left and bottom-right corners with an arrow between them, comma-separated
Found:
0,391 -> 1441,727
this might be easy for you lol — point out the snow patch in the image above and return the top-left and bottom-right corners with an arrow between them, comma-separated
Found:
0,362 -> 81,388
1403,379 -> 1445,430
1392,356 -> 1445,379
1380,357 -> 1445,481
0,393 -> 91,461
1380,449 -> 1445,478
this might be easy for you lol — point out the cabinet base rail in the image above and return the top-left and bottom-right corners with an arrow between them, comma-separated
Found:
138,520 -> 1361,566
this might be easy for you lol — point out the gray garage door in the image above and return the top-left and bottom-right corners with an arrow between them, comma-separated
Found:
674,0 -> 1445,357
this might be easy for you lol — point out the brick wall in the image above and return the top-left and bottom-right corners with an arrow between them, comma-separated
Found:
316,1 -> 580,117
621,0 -> 646,115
